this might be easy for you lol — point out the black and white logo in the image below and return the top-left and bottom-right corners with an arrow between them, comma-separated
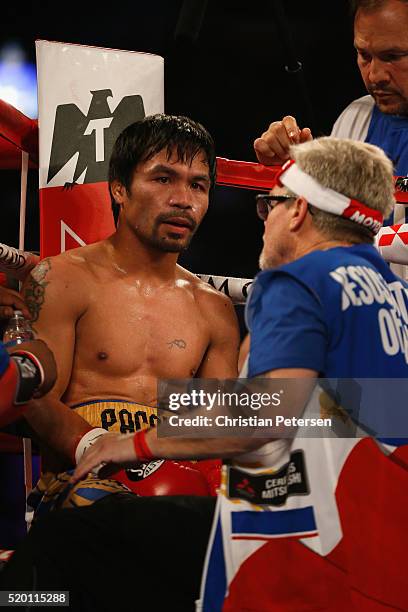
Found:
227,450 -> 309,506
395,176 -> 408,193
125,460 -> 165,482
47,89 -> 145,185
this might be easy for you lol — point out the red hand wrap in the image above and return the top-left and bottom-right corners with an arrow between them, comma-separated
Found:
133,429 -> 154,462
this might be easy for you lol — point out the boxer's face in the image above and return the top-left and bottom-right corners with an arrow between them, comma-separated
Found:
259,187 -> 296,270
355,0 -> 408,115
116,147 -> 211,253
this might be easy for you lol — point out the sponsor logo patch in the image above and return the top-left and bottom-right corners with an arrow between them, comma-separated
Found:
227,450 -> 309,506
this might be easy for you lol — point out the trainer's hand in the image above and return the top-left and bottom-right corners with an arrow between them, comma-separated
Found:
253,116 -> 313,165
0,286 -> 31,320
9,339 -> 57,398
72,433 -> 137,483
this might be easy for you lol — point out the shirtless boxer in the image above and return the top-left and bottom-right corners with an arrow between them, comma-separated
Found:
21,114 -> 240,510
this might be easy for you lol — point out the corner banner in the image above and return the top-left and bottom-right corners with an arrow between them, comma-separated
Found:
36,40 -> 164,257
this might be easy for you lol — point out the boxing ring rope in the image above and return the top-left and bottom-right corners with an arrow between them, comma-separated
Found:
2,101 -> 408,272
0,99 -> 38,166
0,243 -> 253,305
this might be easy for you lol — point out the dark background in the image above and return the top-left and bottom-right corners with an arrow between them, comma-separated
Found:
0,0 -> 366,281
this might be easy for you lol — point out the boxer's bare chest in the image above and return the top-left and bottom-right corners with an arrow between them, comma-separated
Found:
71,274 -> 210,386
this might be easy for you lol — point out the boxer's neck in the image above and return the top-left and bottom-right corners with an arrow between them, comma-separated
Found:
106,232 -> 179,282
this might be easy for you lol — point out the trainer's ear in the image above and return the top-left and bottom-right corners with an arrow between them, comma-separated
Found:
110,180 -> 127,205
289,196 -> 308,231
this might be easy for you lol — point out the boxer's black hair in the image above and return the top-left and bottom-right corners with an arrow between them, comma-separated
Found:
109,114 -> 216,226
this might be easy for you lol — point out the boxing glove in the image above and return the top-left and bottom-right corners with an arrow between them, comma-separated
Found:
194,459 -> 222,497
112,459 -> 211,496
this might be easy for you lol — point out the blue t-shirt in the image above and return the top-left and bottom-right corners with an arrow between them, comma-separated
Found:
365,106 -> 408,225
247,244 -> 408,378
0,343 -> 10,377
367,106 -> 408,224
367,105 -> 408,178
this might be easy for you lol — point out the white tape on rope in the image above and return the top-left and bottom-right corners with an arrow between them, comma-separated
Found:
196,274 -> 253,305
0,243 -> 39,281
375,224 -> 408,265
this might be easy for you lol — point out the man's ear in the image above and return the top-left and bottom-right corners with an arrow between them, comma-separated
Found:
110,180 -> 127,204
289,196 -> 309,231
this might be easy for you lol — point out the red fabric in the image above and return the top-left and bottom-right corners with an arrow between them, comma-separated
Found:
216,157 -> 281,191
194,459 -> 222,496
39,183 -> 115,258
275,158 -> 295,187
378,224 -> 408,247
0,100 -> 38,165
343,199 -> 383,230
0,360 -> 27,428
0,140 -> 37,169
133,429 -> 154,462
224,439 -> 408,611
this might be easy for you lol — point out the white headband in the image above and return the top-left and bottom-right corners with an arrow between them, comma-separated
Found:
277,160 -> 384,234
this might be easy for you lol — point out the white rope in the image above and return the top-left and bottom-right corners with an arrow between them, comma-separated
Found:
0,243 -> 39,280
196,274 -> 253,305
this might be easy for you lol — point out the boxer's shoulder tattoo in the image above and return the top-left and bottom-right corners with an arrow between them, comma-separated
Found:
167,339 -> 187,350
23,258 -> 52,324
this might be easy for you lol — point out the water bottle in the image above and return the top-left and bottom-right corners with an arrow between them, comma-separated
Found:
2,310 -> 34,345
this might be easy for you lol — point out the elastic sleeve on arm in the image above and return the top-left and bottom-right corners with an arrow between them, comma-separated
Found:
248,273 -> 327,377
0,344 -> 41,427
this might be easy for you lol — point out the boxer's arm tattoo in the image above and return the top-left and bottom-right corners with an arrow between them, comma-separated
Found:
23,258 -> 52,324
167,339 -> 187,350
